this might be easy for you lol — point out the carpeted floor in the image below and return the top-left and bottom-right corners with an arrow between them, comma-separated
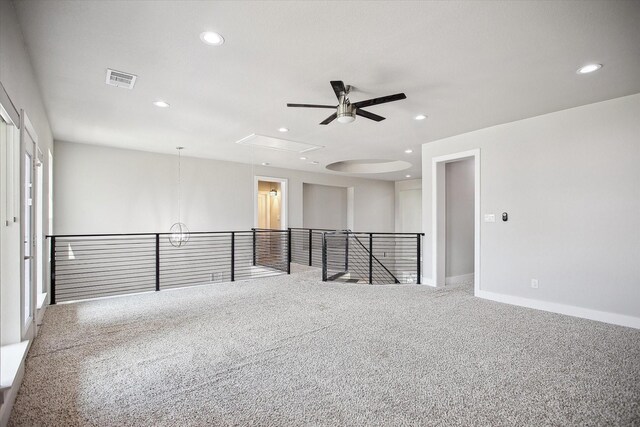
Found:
9,266 -> 640,426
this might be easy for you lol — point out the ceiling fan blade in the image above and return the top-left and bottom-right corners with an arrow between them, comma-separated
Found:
353,93 -> 407,109
356,109 -> 385,122
330,81 -> 347,99
320,112 -> 337,125
287,103 -> 336,109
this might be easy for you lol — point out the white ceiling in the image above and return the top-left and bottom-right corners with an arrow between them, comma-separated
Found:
14,0 -> 640,181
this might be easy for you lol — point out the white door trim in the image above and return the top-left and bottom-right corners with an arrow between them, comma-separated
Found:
431,149 -> 480,295
254,176 -> 288,230
20,110 -> 38,340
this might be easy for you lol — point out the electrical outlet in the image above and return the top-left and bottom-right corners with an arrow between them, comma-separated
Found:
531,279 -> 539,289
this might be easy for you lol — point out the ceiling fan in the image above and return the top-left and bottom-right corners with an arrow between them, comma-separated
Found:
287,81 -> 407,125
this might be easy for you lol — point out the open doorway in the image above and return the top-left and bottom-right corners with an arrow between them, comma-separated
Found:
254,176 -> 287,230
445,159 -> 474,286
432,149 -> 480,294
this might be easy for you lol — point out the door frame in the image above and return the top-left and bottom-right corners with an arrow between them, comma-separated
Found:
20,111 -> 38,340
431,149 -> 480,295
254,176 -> 288,230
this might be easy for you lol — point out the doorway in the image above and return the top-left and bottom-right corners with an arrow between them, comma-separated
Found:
432,149 -> 480,294
254,176 -> 287,230
445,159 -> 475,286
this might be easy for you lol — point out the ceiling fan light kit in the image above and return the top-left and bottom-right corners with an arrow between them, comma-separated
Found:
287,80 -> 406,125
337,102 -> 356,123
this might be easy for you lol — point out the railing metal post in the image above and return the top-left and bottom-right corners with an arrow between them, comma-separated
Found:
252,228 -> 256,266
287,228 -> 291,274
50,236 -> 56,305
369,233 -> 373,284
322,233 -> 327,281
155,233 -> 160,291
417,234 -> 422,285
345,232 -> 349,272
231,232 -> 235,281
308,229 -> 313,266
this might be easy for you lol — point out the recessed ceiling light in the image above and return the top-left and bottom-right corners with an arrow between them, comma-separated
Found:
153,100 -> 170,108
261,162 -> 270,166
577,63 -> 602,74
200,31 -> 225,46
405,174 -> 412,178
414,114 -> 427,121
404,149 -> 413,154
299,156 -> 307,160
278,127 -> 289,133
310,161 -> 319,165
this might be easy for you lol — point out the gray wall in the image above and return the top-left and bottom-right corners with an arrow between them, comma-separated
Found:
421,93 -> 640,320
1,0 -> 54,345
303,183 -> 348,230
54,141 -> 395,234
0,0 -> 55,422
445,159 -> 474,278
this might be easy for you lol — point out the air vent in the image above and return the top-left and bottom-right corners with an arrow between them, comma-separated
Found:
105,69 -> 137,89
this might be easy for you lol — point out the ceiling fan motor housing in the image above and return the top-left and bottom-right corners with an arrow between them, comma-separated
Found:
337,102 -> 356,123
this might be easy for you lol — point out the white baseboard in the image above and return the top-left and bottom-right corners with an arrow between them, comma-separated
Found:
476,290 -> 640,330
420,277 -> 436,287
445,273 -> 474,286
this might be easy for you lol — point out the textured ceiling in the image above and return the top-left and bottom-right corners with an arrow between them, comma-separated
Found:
14,0 -> 640,180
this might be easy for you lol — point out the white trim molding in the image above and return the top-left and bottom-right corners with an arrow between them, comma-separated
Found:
431,149 -> 481,294
254,175 -> 288,230
477,290 -> 640,330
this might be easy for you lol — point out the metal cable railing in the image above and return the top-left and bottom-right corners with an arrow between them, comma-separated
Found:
48,227 -> 424,304
48,229 -> 289,304
322,231 -> 424,285
289,227 -> 343,267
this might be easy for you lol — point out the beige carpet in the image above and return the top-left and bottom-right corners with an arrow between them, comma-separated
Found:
9,266 -> 640,426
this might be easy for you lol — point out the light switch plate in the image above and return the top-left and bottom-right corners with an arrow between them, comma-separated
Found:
484,214 -> 496,222
531,279 -> 539,289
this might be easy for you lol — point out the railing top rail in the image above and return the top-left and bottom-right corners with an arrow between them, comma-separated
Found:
288,227 -> 346,232
289,227 -> 423,236
324,231 -> 425,236
46,229 -> 289,239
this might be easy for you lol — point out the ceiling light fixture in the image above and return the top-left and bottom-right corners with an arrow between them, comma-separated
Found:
404,149 -> 413,154
299,156 -> 307,160
405,174 -> 412,178
261,162 -> 270,166
414,114 -> 427,121
577,63 -> 602,74
310,161 -> 319,165
200,31 -> 225,46
153,100 -> 170,108
278,127 -> 289,133
269,189 -> 278,197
